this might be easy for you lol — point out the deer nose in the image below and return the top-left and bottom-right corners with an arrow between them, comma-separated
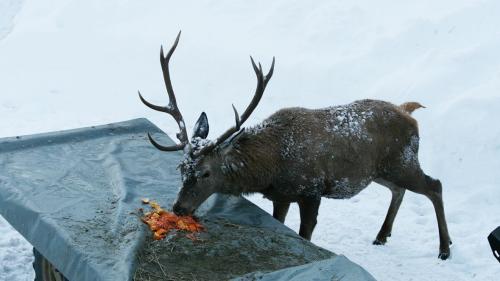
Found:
173,202 -> 190,216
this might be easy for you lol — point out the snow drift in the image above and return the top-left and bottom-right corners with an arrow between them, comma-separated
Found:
1,0 -> 499,280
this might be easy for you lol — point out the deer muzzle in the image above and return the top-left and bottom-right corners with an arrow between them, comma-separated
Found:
173,202 -> 193,216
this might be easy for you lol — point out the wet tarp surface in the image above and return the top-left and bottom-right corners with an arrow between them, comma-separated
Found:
233,256 -> 375,281
0,119 -> 375,281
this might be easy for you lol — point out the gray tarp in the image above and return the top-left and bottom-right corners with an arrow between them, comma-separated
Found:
0,118 -> 375,281
234,256 -> 375,281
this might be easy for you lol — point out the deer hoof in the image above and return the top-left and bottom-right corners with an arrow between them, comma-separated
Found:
438,251 -> 450,260
372,239 -> 386,245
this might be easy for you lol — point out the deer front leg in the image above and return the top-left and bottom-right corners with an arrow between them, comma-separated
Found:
273,201 -> 290,223
298,197 -> 321,240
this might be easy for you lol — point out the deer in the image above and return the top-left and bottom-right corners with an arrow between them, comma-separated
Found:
139,32 -> 452,260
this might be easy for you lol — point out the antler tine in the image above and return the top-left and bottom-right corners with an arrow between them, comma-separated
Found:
160,31 -> 181,109
240,56 -> 275,124
159,31 -> 188,144
194,57 -> 275,157
264,57 -> 275,86
201,104 -> 241,150
232,104 -> 241,130
138,91 -> 172,113
139,31 -> 189,152
147,133 -> 186,151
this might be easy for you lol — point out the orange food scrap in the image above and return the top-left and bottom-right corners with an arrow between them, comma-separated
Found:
141,200 -> 204,240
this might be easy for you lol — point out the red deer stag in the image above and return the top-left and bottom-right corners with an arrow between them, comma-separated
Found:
139,32 -> 452,260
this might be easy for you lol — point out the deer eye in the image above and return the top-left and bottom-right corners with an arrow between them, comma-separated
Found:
201,171 -> 210,178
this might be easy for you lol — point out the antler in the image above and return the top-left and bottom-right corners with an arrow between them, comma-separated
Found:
138,31 -> 189,151
195,56 -> 275,156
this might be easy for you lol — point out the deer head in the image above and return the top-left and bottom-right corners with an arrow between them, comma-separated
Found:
139,32 -> 274,215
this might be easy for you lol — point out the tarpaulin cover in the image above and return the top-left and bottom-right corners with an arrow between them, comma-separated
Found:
0,118 -> 376,281
233,256 -> 375,281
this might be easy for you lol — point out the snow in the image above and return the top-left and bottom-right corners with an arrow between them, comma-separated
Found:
0,223 -> 33,281
1,0 -> 499,280
326,102 -> 375,140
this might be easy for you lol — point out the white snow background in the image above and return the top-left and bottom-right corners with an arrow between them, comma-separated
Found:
1,0 -> 499,280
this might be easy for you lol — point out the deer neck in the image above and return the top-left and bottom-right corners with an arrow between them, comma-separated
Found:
219,126 -> 280,194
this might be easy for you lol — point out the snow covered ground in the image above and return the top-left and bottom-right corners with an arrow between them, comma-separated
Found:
1,0 -> 499,280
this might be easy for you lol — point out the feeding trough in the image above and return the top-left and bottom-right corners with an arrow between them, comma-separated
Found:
0,119 -> 375,281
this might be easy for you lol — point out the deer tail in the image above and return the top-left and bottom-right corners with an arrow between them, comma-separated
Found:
399,102 -> 426,115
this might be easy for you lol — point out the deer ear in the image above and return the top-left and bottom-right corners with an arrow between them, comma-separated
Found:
192,112 -> 209,139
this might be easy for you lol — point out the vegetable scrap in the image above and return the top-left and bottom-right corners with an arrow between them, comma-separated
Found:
141,200 -> 204,240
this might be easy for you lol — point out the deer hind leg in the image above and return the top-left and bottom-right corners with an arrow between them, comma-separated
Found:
388,167 -> 452,260
273,201 -> 290,223
372,178 -> 406,245
297,197 -> 321,241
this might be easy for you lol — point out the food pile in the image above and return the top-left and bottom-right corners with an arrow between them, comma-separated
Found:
141,199 -> 204,240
